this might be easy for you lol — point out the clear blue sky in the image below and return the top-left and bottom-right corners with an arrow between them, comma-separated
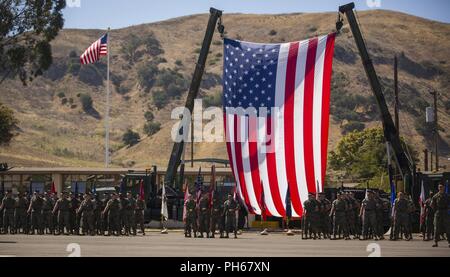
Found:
64,0 -> 450,29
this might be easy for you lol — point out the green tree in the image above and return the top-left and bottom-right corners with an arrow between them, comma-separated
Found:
152,89 -> 169,109
144,111 -> 154,122
79,93 -> 93,112
137,62 -> 159,91
0,102 -> 18,145
122,129 -> 140,147
120,34 -> 141,64
0,0 -> 66,85
143,122 -> 161,136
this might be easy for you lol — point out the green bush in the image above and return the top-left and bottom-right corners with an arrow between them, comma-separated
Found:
342,121 -> 365,134
144,33 -> 164,56
78,65 -> 103,86
137,62 -> 159,91
143,122 -> 161,136
203,92 -> 223,108
122,129 -> 140,147
269,29 -> 277,36
57,92 -> 66,98
144,111 -> 154,122
0,102 -> 18,145
152,89 -> 169,109
175,60 -> 183,66
79,93 -> 93,112
61,98 -> 68,105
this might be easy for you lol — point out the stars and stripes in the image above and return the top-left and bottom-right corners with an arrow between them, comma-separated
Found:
223,34 -> 336,218
80,33 -> 108,65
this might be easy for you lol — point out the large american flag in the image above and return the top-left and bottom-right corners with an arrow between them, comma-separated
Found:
80,33 -> 108,65
223,34 -> 336,218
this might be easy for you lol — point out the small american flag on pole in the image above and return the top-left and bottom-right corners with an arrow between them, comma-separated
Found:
80,33 -> 108,65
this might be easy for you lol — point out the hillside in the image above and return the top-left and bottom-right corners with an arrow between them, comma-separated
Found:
0,10 -> 449,172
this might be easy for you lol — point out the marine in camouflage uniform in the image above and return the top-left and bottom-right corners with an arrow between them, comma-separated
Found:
303,193 -> 320,239
330,192 -> 350,240
422,192 -> 434,241
431,184 -> 450,248
223,194 -> 239,239
374,191 -> 386,240
343,193 -> 357,239
1,191 -> 16,234
360,190 -> 379,240
69,193 -> 80,235
119,193 -> 128,235
184,194 -> 197,238
42,192 -> 55,234
27,191 -> 44,235
93,194 -> 103,235
101,193 -> 111,235
53,192 -> 71,235
103,193 -> 122,236
77,193 -> 96,236
134,194 -> 146,236
15,192 -> 29,234
123,192 -> 136,236
349,192 -> 361,239
317,192 -> 331,239
210,195 -> 224,238
393,192 -> 412,241
198,193 -> 211,238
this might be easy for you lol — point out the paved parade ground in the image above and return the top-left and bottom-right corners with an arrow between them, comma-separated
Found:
0,231 -> 449,257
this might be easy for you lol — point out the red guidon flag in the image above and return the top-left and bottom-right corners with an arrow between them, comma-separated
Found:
80,33 -> 108,65
223,34 -> 336,218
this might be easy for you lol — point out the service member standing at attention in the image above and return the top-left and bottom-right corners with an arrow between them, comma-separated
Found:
103,193 -> 122,236
198,193 -> 210,238
184,194 -> 197,238
422,191 -> 435,241
15,192 -> 29,234
42,192 -> 55,235
303,193 -> 320,239
431,184 -> 450,248
392,192 -> 412,241
1,191 -> 16,234
360,190 -> 379,240
123,192 -> 136,236
223,194 -> 239,239
210,194 -> 224,238
53,192 -> 71,235
27,191 -> 44,235
330,192 -> 350,240
134,194 -> 146,236
77,193 -> 96,236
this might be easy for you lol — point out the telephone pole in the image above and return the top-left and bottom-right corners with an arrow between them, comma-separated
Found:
430,90 -> 439,171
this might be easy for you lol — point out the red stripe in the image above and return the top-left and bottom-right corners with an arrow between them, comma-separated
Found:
234,116 -> 253,213
248,116 -> 262,210
224,113 -> 239,205
283,42 -> 303,215
265,117 -> 285,216
320,34 -> 336,188
303,38 -> 318,194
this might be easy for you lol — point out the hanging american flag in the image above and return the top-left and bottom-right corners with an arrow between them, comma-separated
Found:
80,33 -> 108,65
223,34 -> 336,218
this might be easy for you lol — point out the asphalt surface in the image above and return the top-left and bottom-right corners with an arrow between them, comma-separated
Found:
0,231 -> 449,257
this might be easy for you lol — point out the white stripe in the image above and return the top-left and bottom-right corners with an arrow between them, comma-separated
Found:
226,112 -> 243,205
293,39 -> 310,212
274,43 -> 293,216
240,115 -> 261,214
257,117 -> 281,217
312,35 -> 328,192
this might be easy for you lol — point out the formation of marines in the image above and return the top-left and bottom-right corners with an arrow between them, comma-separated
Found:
1,183 -> 448,248
184,193 -> 240,239
0,190 -> 146,236
301,185 -> 449,247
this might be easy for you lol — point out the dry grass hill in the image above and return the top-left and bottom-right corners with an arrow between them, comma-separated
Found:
0,10 -> 449,172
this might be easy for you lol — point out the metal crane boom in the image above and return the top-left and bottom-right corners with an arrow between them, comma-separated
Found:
338,3 -> 415,191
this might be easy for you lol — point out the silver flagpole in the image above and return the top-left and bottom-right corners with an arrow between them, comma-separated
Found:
105,27 -> 111,168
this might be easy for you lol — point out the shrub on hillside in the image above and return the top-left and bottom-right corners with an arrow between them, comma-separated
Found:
143,121 -> 161,136
137,62 -> 159,91
122,129 -> 140,147
152,89 -> 169,109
